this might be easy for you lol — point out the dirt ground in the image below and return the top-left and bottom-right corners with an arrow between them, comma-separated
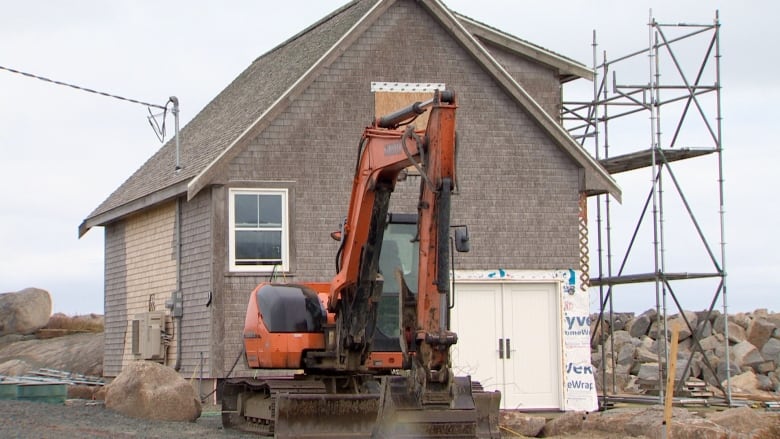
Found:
1,398 -> 779,438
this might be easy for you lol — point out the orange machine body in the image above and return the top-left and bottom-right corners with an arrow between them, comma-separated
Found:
243,279 -> 405,370
243,282 -> 332,369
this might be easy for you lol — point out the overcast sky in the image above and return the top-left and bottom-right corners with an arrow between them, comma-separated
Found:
1,1 -> 776,316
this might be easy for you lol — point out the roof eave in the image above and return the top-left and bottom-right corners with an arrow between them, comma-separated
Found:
454,13 -> 594,82
79,179 -> 190,237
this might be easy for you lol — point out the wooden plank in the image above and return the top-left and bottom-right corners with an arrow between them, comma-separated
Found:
664,322 -> 681,438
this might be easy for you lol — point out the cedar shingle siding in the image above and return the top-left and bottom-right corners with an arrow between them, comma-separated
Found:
103,202 -> 176,376
85,0 -> 618,379
483,40 -> 562,118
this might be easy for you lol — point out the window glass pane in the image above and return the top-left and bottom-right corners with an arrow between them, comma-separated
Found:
258,194 -> 282,227
235,194 -> 259,228
235,230 -> 282,264
376,222 -> 418,350
231,189 -> 287,271
379,223 -> 418,293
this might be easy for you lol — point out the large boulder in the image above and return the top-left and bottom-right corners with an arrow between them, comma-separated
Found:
761,337 -> 780,360
668,311 -> 698,341
105,361 -> 201,421
616,343 -> 636,366
500,411 -> 546,437
635,345 -> 658,364
747,318 -> 776,351
729,341 -> 763,369
697,318 -> 713,338
582,406 -> 729,439
727,370 -> 762,393
0,288 -> 52,336
699,334 -> 724,352
606,330 -> 633,354
627,314 -> 653,338
713,316 -> 747,343
0,358 -> 32,375
706,406 -> 780,438
541,411 -> 585,437
667,419 -> 729,439
606,312 -> 635,331
0,332 -> 103,376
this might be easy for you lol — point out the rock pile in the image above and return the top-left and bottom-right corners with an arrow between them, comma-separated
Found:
501,406 -> 780,439
591,308 -> 780,398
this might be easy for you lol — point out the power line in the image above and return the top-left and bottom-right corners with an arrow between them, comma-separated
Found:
0,64 -> 166,110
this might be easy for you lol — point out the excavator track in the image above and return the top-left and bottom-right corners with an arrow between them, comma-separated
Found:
222,377 -> 323,435
221,375 -> 500,438
222,376 -> 381,438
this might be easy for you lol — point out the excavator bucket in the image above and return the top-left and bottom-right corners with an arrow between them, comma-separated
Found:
223,376 -> 500,438
373,376 -> 501,439
274,393 -> 380,439
473,387 -> 502,438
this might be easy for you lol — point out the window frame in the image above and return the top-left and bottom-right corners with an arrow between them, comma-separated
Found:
228,187 -> 290,273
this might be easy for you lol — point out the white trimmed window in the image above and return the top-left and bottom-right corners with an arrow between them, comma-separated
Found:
229,188 -> 289,272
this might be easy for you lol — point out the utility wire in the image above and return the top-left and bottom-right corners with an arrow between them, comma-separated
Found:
0,64 -> 166,110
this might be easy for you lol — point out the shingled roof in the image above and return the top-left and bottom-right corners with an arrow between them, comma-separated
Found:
454,13 -> 594,83
79,0 -> 618,237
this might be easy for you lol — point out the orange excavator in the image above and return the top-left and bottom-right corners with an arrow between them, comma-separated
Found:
221,90 -> 500,438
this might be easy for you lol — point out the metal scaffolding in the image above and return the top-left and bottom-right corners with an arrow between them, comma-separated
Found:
562,11 -> 729,408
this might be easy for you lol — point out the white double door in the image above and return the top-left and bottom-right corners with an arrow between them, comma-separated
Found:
450,282 -> 562,410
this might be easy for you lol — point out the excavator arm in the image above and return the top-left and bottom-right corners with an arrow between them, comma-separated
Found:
327,90 -> 458,378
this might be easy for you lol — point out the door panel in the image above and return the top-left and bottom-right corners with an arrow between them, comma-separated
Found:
502,283 -> 561,409
449,283 -> 502,393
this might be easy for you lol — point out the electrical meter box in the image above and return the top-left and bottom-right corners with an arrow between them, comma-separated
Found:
131,311 -> 166,361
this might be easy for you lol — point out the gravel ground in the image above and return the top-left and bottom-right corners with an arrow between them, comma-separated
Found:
0,400 -> 257,439
0,399 -> 615,439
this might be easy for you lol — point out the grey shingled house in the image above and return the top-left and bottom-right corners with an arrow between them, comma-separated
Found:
80,0 -> 619,410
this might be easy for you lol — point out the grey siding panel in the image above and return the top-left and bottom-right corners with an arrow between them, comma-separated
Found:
211,186 -> 227,377
179,190 -> 213,376
217,1 -> 579,377
482,41 -> 562,119
103,222 -> 127,377
222,276 -> 265,376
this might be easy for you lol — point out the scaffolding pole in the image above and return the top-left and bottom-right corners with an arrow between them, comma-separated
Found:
564,10 -> 729,409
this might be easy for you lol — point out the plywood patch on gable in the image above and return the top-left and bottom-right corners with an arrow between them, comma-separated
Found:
372,82 -> 445,177
372,82 -> 445,131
